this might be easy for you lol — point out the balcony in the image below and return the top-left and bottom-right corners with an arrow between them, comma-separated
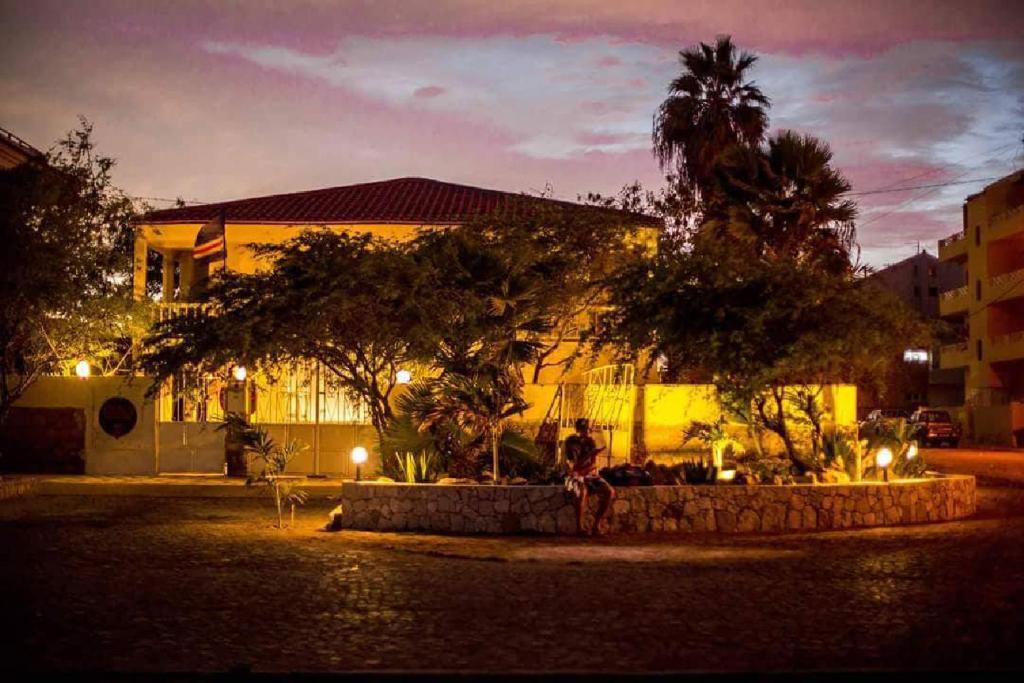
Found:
988,203 -> 1024,243
990,330 -> 1024,363
157,302 -> 211,323
938,285 -> 968,316
938,230 -> 967,262
938,341 -> 970,369
989,268 -> 1024,303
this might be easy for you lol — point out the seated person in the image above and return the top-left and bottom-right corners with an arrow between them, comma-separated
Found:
563,418 -> 616,535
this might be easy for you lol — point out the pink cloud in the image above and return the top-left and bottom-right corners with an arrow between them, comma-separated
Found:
413,85 -> 446,99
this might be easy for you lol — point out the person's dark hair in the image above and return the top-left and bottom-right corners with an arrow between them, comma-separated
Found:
574,417 -> 589,433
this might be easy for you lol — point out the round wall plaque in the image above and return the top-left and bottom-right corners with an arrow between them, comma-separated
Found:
98,397 -> 137,438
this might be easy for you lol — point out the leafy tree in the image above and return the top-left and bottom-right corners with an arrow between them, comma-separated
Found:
141,231 -> 436,441
704,132 -> 858,273
0,120 -> 147,427
653,35 -> 770,205
601,133 -> 927,472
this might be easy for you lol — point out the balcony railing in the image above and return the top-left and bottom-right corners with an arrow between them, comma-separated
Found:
938,231 -> 965,248
157,302 -> 211,323
991,330 -> 1024,347
989,267 -> 1024,297
990,203 -> 1024,228
940,341 -> 968,355
940,285 -> 968,302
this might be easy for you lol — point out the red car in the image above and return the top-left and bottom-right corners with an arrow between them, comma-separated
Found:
908,409 -> 962,448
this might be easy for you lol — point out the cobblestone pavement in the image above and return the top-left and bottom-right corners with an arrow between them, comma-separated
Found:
2,488 -> 1024,674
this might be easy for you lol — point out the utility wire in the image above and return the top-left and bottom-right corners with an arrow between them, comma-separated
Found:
848,177 -> 1001,197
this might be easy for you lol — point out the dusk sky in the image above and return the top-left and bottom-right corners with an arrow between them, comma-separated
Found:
1,0 -> 1022,267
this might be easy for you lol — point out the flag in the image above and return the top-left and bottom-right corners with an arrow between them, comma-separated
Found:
193,213 -> 225,261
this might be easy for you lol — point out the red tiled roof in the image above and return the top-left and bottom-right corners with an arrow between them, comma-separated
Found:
142,176 -> 660,227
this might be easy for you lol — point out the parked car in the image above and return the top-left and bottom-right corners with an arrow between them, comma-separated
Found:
908,409 -> 961,448
859,408 -> 909,436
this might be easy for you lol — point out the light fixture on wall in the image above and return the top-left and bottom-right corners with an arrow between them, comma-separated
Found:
75,360 -> 91,379
395,369 -> 412,385
351,446 -> 368,482
876,447 -> 893,482
231,365 -> 247,382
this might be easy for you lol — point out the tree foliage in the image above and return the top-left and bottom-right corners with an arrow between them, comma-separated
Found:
653,35 -> 770,204
0,119 -> 148,425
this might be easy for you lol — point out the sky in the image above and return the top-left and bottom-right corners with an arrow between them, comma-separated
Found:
1,0 -> 1022,267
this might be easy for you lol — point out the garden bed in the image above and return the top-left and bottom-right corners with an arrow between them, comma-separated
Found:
337,475 -> 976,535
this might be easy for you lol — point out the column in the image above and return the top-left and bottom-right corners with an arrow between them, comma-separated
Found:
162,252 -> 176,301
133,234 -> 148,301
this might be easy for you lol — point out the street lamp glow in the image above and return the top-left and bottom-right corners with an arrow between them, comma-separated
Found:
231,365 -> 247,382
351,445 -> 368,482
75,360 -> 90,378
876,447 -> 893,482
395,369 -> 412,385
875,447 -> 893,469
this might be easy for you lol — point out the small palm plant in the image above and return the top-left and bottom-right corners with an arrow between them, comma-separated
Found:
223,413 -> 308,528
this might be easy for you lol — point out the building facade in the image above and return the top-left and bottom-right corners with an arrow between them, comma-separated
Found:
862,250 -> 965,412
938,169 -> 1024,446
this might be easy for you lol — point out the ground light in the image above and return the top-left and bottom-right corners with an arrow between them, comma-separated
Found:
75,360 -> 90,379
907,442 -> 919,460
231,365 -> 247,382
876,447 -> 893,482
351,446 -> 368,481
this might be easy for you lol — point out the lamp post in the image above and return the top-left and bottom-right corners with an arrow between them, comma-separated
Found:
351,446 -> 368,482
75,360 -> 90,379
876,447 -> 893,482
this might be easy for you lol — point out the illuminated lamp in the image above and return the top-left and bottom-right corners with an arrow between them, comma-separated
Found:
351,446 -> 368,481
876,447 -> 893,482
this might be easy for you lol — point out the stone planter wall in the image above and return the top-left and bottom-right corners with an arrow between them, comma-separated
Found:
338,475 -> 975,535
0,476 -> 38,501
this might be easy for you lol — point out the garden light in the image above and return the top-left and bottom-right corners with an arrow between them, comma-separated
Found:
876,447 -> 893,482
351,445 -> 368,481
231,365 -> 247,382
75,360 -> 91,378
906,442 -> 919,460
395,369 -> 412,385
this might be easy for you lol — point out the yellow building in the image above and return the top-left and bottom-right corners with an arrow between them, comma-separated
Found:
129,177 -> 661,472
938,169 -> 1024,446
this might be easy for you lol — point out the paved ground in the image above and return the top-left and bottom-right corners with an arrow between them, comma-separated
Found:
923,446 -> 1024,485
1,450 -> 1022,674
2,476 -> 1024,675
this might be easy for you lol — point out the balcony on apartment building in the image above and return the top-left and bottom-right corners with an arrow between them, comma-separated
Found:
938,230 -> 967,262
988,203 -> 1024,243
938,284 -> 969,317
938,340 -> 970,370
989,330 -> 1024,364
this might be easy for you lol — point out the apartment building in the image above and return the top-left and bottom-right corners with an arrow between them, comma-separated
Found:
938,169 -> 1024,446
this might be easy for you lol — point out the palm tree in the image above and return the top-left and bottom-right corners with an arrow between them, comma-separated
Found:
708,131 -> 858,272
653,36 -> 770,202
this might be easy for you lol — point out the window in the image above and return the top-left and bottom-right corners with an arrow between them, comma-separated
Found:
928,266 -> 936,278
975,225 -> 981,246
928,286 -> 938,297
977,339 -> 983,361
976,279 -> 982,301
913,285 -> 921,298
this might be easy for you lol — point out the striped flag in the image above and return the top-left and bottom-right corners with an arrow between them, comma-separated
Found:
193,213 -> 226,261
